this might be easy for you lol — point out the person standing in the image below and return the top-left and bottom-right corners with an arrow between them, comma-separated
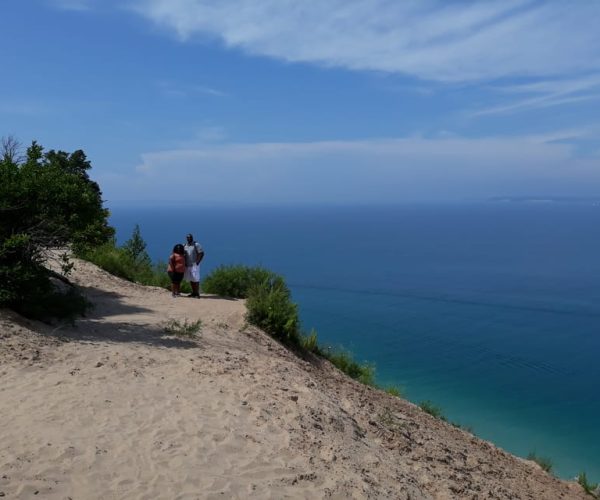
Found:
167,244 -> 186,297
184,233 -> 204,298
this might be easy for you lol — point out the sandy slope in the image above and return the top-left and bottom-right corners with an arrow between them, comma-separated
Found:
0,259 -> 589,499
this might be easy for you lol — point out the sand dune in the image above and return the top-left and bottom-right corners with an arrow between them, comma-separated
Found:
0,259 -> 589,499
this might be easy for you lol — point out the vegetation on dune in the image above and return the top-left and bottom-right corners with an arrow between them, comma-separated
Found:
163,318 -> 202,338
384,385 -> 403,398
527,451 -> 553,474
419,400 -> 447,421
0,137 -> 112,320
202,264 -> 375,385
202,265 -> 277,298
577,472 -> 599,496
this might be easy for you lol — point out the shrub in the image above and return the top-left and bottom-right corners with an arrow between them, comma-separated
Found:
451,421 -> 475,434
320,348 -> 376,386
163,318 -> 202,337
385,386 -> 403,397
15,287 -> 91,323
300,329 -> 319,353
527,452 -> 553,473
245,276 -> 300,343
81,243 -> 137,281
577,472 -> 598,496
419,400 -> 447,421
79,226 -> 174,289
202,265 -> 276,298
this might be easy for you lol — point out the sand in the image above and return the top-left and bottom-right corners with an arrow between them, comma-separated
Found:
0,258 -> 590,499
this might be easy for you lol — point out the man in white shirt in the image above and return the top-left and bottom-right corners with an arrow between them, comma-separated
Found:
183,233 -> 204,298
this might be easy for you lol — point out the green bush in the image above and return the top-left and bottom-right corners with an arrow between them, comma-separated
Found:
320,348 -> 376,386
245,277 -> 300,343
385,386 -> 403,397
419,400 -> 447,421
16,287 -> 91,323
0,233 -> 44,304
203,265 -> 378,386
527,452 -> 553,473
300,329 -> 319,353
577,472 -> 598,496
81,243 -> 138,281
202,265 -> 276,298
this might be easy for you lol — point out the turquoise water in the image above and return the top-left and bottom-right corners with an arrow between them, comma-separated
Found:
109,204 -> 600,480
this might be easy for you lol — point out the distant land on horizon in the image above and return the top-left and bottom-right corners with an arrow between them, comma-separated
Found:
489,196 -> 600,204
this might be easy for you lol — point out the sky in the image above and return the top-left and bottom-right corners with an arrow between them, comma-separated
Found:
2,0 -> 600,205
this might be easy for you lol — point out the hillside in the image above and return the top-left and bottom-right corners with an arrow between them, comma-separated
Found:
0,258 -> 589,499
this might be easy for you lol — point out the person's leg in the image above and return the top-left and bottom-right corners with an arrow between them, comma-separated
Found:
191,281 -> 200,297
169,272 -> 177,297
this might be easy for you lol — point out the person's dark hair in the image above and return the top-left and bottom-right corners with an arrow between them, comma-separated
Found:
186,233 -> 193,240
173,243 -> 184,254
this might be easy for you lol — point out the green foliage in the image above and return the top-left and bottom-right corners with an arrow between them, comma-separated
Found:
0,141 -> 113,252
577,472 -> 598,496
16,287 -> 91,323
81,242 -> 137,281
246,281 -> 300,343
80,226 -> 152,284
300,329 -> 319,353
0,233 -> 44,304
451,421 -> 475,434
0,138 -> 113,319
163,318 -> 202,338
122,224 -> 151,268
527,452 -> 553,473
203,265 -> 377,385
319,348 -> 376,386
203,265 -> 300,341
419,400 -> 447,421
385,385 -> 403,397
202,265 -> 276,298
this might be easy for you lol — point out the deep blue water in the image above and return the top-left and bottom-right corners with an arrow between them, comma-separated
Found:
109,204 -> 600,480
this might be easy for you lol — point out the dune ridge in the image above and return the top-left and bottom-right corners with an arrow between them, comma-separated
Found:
0,258 -> 588,499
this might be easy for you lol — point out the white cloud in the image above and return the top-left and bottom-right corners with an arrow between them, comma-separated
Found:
475,74 -> 600,116
157,81 -> 228,98
101,134 -> 600,204
129,0 -> 600,83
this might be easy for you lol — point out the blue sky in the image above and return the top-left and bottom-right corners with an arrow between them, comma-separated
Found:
2,0 -> 600,205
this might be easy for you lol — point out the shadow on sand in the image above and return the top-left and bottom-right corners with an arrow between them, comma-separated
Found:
42,285 -> 200,349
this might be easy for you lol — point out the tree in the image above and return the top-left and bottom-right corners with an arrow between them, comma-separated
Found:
122,224 -> 151,267
0,138 -> 114,317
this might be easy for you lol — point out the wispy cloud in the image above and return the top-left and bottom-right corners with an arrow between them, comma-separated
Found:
100,133 -> 600,203
192,85 -> 227,97
157,81 -> 228,98
474,74 -> 600,116
129,0 -> 600,83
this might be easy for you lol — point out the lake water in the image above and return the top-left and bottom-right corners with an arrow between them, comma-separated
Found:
109,203 -> 600,480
